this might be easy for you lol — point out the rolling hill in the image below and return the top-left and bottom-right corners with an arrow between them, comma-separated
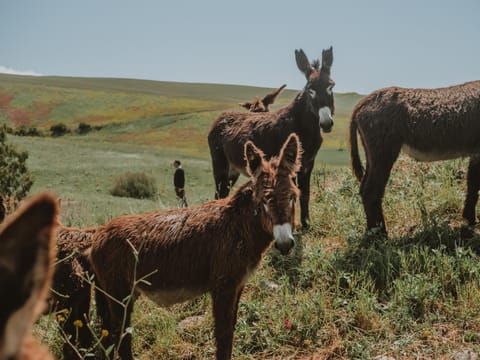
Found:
0,73 -> 363,162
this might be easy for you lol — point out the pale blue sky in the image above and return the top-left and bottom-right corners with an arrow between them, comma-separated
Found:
1,0 -> 478,94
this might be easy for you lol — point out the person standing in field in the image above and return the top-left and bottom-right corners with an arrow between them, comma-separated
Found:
173,160 -> 188,207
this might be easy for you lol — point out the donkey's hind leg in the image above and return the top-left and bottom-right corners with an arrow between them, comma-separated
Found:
211,150 -> 234,199
360,144 -> 401,233
462,156 -> 480,225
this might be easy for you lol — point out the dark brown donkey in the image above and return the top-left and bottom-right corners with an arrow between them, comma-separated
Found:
0,193 -> 58,360
350,80 -> 480,232
238,84 -> 287,112
51,225 -> 97,359
208,47 -> 335,228
89,133 -> 302,360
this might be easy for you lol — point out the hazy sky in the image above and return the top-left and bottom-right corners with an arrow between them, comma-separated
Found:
1,0 -> 478,94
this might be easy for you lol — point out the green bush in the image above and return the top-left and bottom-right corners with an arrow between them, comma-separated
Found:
76,122 -> 92,135
14,126 -> 41,137
110,172 -> 157,199
0,127 -> 34,213
50,123 -> 69,137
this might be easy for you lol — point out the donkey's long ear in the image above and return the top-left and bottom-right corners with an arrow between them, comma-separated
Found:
239,101 -> 253,110
0,193 -> 58,355
321,46 -> 333,73
245,141 -> 265,177
262,84 -> 287,107
279,133 -> 302,175
295,49 -> 313,79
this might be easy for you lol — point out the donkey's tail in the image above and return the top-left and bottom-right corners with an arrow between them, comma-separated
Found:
349,116 -> 364,182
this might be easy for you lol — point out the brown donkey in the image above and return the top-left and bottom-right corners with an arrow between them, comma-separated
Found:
89,133 -> 302,360
50,225 -> 97,359
0,193 -> 58,360
208,47 -> 334,228
350,80 -> 480,232
238,84 -> 287,112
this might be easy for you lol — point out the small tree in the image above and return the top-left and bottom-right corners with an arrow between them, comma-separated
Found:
0,127 -> 34,216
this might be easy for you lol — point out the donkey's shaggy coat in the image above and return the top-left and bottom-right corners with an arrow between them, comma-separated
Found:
350,80 -> 480,231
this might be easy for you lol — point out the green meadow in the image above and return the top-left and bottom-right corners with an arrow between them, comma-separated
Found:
2,74 -> 479,359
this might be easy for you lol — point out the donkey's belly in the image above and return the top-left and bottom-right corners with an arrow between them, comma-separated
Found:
138,287 -> 205,307
401,144 -> 472,162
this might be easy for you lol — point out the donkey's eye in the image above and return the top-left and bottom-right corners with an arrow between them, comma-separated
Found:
289,196 -> 296,208
326,80 -> 335,95
262,199 -> 269,212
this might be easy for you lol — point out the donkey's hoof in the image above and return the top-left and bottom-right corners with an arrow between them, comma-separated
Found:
460,225 -> 475,240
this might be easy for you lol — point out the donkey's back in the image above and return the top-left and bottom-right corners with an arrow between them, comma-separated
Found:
353,80 -> 480,160
208,106 -> 295,173
91,199 -> 259,300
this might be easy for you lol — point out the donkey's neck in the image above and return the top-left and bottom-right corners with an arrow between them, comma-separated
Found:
228,183 -> 274,252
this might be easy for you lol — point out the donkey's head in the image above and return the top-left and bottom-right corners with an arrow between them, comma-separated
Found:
0,193 -> 58,359
295,47 -> 335,132
245,133 -> 302,255
239,84 -> 287,113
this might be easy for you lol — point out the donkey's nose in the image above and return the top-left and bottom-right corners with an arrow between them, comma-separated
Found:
273,223 -> 295,255
274,235 -> 295,255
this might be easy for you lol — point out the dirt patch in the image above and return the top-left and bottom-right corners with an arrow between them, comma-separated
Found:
0,95 -> 53,126
7,108 -> 32,126
0,93 -> 14,109
33,101 -> 53,119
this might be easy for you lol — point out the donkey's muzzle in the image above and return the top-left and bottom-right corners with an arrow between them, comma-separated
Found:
319,106 -> 334,133
273,223 -> 295,255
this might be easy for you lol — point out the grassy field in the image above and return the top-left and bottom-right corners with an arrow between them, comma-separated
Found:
2,75 -> 480,359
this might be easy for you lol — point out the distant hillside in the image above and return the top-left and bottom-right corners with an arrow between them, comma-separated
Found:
0,73 -> 364,161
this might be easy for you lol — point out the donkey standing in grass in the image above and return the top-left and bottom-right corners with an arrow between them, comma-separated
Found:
238,84 -> 287,112
89,134 -> 302,360
350,80 -> 480,232
0,193 -> 58,360
208,47 -> 335,228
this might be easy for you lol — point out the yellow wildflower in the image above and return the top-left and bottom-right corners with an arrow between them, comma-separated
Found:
101,329 -> 109,337
56,315 -> 65,323
303,339 -> 313,346
73,320 -> 83,328
422,329 -> 432,338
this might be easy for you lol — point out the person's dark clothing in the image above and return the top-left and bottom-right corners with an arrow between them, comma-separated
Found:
174,167 -> 185,189
174,167 -> 188,207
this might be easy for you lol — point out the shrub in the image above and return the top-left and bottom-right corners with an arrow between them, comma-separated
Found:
50,123 -> 69,137
110,172 -> 157,199
76,122 -> 92,135
0,126 -> 34,214
14,126 -> 41,137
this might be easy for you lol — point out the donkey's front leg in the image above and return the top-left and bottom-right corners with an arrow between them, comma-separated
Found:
211,285 -> 243,360
462,156 -> 480,225
297,162 -> 314,228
